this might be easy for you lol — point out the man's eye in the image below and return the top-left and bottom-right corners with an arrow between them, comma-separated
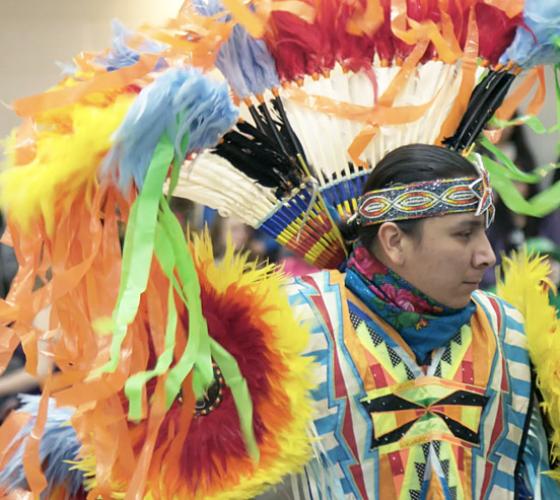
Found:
456,232 -> 472,239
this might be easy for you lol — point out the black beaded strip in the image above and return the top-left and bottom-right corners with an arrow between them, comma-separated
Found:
193,363 -> 226,417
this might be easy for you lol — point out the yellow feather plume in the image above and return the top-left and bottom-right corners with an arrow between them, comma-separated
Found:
496,249 -> 560,466
0,93 -> 134,234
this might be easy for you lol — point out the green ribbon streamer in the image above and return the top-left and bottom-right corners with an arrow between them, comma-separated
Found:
210,338 -> 260,463
151,200 -> 257,462
490,115 -> 559,136
167,159 -> 182,202
478,62 -> 560,218
92,135 -> 175,378
95,126 -> 258,461
482,156 -> 560,217
166,113 -> 190,201
124,224 -> 178,421
488,64 -> 560,145
478,137 -> 558,183
158,198 -> 213,406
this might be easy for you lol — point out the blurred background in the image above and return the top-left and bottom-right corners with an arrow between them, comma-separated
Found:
1,1 -> 560,420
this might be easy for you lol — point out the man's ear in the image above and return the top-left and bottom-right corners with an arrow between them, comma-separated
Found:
376,222 -> 406,267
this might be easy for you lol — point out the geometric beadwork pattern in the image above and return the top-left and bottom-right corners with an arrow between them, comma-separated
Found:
352,313 -> 417,381
362,388 -> 489,449
435,327 -> 471,380
358,176 -> 487,226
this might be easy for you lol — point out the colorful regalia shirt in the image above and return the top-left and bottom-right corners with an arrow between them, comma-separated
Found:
287,270 -> 559,500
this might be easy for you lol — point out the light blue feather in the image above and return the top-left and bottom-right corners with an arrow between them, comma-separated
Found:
192,0 -> 224,16
102,67 -> 238,192
500,0 -> 560,67
97,19 -> 166,72
193,0 -> 280,97
0,395 -> 83,499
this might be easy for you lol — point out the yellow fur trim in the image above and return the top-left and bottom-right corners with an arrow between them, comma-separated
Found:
0,93 -> 134,233
496,249 -> 560,469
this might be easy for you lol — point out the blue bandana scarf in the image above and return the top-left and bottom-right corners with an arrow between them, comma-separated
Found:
344,244 -> 476,365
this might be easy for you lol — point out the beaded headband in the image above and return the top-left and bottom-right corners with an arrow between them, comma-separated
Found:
356,157 -> 495,228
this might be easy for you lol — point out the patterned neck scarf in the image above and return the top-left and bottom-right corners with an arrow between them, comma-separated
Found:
344,244 -> 476,365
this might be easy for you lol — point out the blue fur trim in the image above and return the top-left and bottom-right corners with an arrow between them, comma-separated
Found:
0,395 -> 83,498
102,67 -> 238,192
97,19 -> 165,72
500,0 -> 560,67
193,0 -> 280,97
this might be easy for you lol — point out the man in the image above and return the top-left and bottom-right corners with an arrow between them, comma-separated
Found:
286,144 -> 558,499
1,143 -> 557,500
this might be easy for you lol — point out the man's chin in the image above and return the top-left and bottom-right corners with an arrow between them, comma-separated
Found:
441,294 -> 473,310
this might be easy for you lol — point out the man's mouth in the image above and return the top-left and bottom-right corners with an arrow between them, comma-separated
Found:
463,280 -> 481,286
463,277 -> 482,288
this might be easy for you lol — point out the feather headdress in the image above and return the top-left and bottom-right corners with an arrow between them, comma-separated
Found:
1,0 -> 560,497
176,0 -> 560,268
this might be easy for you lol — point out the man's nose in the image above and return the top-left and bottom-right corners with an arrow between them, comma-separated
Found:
473,233 -> 496,269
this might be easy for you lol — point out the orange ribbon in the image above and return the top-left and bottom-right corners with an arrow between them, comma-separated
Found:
284,39 -> 436,166
379,40 -> 430,106
390,0 -> 408,33
13,118 -> 37,166
0,324 -> 21,376
286,86 -> 435,124
495,66 -> 546,122
349,39 -> 430,165
0,410 -> 32,470
0,300 -> 17,324
393,18 -> 462,64
347,98 -> 437,166
436,6 -> 479,144
22,377 -> 52,497
125,379 -> 168,500
483,0 -> 524,18
390,0 -> 463,64
347,0 -> 384,36
12,54 -> 159,117
222,0 -> 266,38
154,374 -> 195,498
438,0 -> 462,56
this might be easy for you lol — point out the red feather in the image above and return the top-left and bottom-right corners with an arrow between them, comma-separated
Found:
266,0 -> 522,82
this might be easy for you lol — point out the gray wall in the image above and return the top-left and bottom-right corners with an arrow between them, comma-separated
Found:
514,67 -> 558,168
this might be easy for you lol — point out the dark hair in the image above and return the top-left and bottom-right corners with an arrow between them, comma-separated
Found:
356,144 -> 479,250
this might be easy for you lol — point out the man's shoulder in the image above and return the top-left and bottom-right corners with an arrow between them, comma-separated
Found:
472,289 -> 529,362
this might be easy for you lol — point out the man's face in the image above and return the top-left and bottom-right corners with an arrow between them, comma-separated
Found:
397,213 -> 496,309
